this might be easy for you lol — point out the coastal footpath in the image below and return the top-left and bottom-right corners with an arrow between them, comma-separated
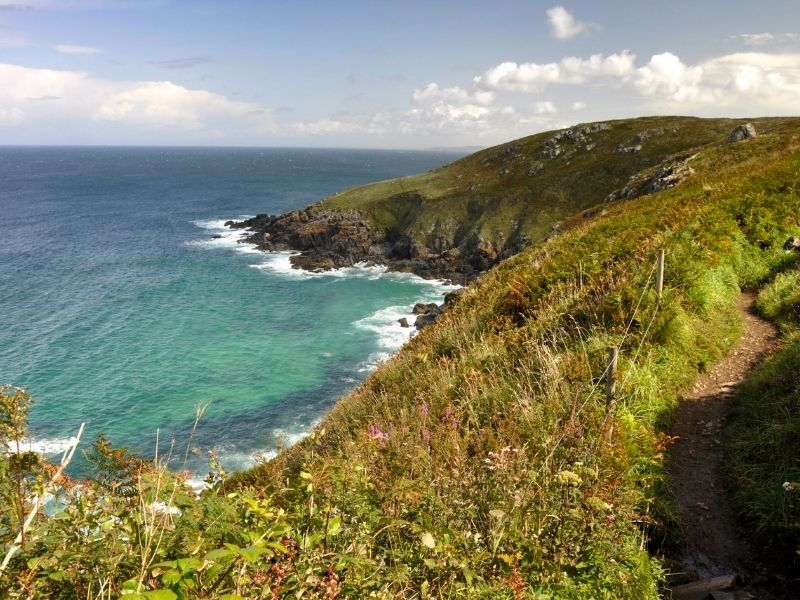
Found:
3,116 -> 800,598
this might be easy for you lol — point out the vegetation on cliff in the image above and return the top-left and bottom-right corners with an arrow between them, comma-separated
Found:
235,116 -> 784,281
2,116 -> 800,598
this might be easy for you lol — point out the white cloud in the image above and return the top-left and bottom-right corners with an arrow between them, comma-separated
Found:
55,44 -> 102,55
0,62 -> 276,138
732,32 -> 799,46
289,117 -> 365,136
411,82 -> 496,122
737,33 -> 775,46
412,83 -> 495,106
700,52 -> 800,110
571,101 -> 586,110
546,6 -> 587,40
534,100 -> 557,115
633,52 -> 713,102
473,51 -> 635,92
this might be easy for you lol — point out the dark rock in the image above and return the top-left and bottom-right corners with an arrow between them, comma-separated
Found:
398,317 -> 410,328
211,234 -> 223,239
414,314 -> 438,330
289,254 -> 338,272
727,123 -> 757,143
670,574 -> 739,600
783,236 -> 800,251
413,303 -> 440,315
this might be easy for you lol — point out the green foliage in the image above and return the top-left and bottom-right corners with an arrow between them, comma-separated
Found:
321,116 -> 798,256
3,119 -> 800,597
725,266 -> 800,571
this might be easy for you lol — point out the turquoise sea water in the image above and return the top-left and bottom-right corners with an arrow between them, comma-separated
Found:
0,147 -> 460,477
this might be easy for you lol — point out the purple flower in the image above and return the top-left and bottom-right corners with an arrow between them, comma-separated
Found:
367,423 -> 389,445
419,403 -> 429,416
440,407 -> 458,427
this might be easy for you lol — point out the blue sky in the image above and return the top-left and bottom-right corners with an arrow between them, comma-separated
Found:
1,0 -> 799,147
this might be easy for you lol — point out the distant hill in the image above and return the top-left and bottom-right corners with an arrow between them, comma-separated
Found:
232,116 -> 799,281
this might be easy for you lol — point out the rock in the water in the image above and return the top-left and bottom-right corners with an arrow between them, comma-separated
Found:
398,317 -> 410,328
413,302 -> 440,315
727,123 -> 757,143
414,314 -> 438,330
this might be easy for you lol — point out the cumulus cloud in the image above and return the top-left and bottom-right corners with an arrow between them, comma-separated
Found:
633,52 -> 714,102
546,6 -> 587,40
0,62 -> 275,138
411,82 -> 496,121
55,44 -> 101,55
473,51 -> 635,92
700,52 -> 800,110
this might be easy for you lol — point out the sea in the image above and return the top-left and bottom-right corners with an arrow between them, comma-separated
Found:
0,146 -> 461,480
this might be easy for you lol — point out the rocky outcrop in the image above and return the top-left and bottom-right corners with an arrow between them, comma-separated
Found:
538,123 -> 609,159
727,123 -> 757,143
229,206 -> 512,283
606,152 -> 697,202
228,208 -> 383,272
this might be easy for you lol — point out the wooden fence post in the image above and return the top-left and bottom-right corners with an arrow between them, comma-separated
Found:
606,346 -> 618,405
657,248 -> 665,303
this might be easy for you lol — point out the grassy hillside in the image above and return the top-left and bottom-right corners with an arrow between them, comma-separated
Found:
726,265 -> 800,571
3,117 -> 800,598
229,119 -> 800,595
321,116 -> 782,252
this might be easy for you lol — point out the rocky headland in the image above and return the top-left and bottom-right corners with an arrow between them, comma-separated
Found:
229,117 -> 768,285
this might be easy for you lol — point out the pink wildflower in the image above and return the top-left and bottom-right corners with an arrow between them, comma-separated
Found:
367,423 -> 389,446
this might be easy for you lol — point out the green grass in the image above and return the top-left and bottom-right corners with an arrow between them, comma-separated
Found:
725,263 -> 800,570
321,116 -> 800,256
4,117 -> 800,598
231,123 -> 800,596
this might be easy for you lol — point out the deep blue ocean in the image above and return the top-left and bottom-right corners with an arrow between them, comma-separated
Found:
0,146 -> 460,479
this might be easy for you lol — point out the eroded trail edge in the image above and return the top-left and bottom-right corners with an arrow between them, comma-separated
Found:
667,292 -> 780,598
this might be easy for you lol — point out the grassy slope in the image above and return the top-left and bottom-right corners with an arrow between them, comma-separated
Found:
726,264 -> 800,570
231,119 -> 800,596
321,117 -> 785,250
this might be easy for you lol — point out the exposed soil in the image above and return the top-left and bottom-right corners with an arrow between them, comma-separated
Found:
665,293 -> 794,599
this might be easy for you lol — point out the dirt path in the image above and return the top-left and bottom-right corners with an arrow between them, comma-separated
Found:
667,293 -> 782,598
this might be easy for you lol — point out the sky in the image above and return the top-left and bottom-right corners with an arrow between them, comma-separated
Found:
0,0 -> 799,148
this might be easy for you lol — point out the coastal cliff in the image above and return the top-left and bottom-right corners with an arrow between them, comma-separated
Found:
231,116 -> 770,282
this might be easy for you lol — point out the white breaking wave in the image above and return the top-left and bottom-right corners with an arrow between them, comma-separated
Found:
9,436 -> 79,455
249,251 -> 392,281
209,427 -> 316,475
187,217 -> 261,254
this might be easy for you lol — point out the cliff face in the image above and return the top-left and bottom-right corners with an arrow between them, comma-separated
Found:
232,116 -> 793,281
230,204 -> 508,282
